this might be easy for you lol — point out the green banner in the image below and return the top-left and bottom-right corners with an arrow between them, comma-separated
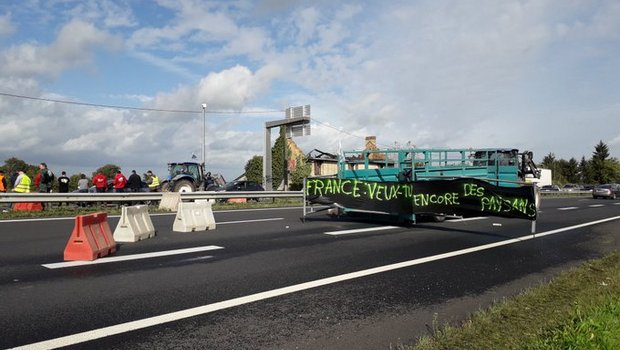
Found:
306,178 -> 537,220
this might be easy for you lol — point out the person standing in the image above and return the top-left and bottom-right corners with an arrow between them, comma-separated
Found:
58,171 -> 70,193
57,171 -> 70,207
77,174 -> 89,193
0,170 -> 7,193
127,170 -> 142,192
38,163 -> 53,193
145,170 -> 160,192
77,174 -> 89,208
0,170 -> 7,211
13,171 -> 31,193
113,170 -> 127,193
93,172 -> 107,193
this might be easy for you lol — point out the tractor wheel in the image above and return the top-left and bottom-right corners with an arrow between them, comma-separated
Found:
174,179 -> 196,192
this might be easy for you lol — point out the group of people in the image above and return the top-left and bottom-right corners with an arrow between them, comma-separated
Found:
0,163 -> 56,194
84,170 -> 160,193
0,164 -> 160,193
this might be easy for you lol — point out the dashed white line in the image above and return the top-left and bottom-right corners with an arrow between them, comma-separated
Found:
589,204 -> 605,208
17,215 -> 620,350
324,226 -> 400,235
41,245 -> 224,269
449,216 -> 488,222
558,207 -> 579,211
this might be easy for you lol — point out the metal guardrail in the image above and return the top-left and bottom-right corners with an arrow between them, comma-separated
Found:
539,190 -> 592,196
0,191 -> 304,203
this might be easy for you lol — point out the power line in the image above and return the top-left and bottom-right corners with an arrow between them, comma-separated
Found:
0,91 -> 282,114
312,118 -> 392,148
1,91 -> 391,147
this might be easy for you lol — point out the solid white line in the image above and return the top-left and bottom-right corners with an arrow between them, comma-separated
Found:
41,245 -> 224,269
16,215 -> 620,350
588,204 -> 605,208
324,226 -> 400,235
218,218 -> 283,225
558,207 -> 579,211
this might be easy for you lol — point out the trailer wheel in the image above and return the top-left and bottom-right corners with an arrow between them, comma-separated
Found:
432,214 -> 446,223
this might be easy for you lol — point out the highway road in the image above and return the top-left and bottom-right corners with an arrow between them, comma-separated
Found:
1,197 -> 619,349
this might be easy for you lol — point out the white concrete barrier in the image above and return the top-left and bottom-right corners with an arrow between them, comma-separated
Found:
173,201 -> 216,232
159,192 -> 181,211
113,205 -> 156,242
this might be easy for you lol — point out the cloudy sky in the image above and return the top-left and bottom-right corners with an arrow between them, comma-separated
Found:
0,0 -> 619,180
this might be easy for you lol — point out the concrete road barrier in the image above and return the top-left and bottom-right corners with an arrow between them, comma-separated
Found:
159,192 -> 181,211
64,212 -> 117,261
113,205 -> 156,242
173,201 -> 216,232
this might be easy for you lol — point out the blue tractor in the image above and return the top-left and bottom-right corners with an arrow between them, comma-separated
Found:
161,162 -> 225,192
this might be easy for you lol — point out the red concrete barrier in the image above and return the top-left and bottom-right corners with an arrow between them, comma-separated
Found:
64,212 -> 117,261
13,203 -> 43,211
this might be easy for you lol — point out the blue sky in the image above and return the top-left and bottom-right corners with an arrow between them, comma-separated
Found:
0,0 -> 619,181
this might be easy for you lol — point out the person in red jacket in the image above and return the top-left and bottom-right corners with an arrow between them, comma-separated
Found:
93,172 -> 107,193
113,170 -> 127,193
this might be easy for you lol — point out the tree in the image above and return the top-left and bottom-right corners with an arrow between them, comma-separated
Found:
578,156 -> 593,184
562,158 -> 579,183
591,141 -> 612,184
540,153 -> 556,169
271,127 -> 287,189
289,155 -> 312,190
244,156 -> 263,183
93,164 -> 121,180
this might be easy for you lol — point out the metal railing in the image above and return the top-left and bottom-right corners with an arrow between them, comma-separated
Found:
0,191 -> 304,203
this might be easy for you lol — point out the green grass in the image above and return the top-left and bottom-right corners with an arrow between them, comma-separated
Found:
406,252 -> 620,350
0,198 -> 305,220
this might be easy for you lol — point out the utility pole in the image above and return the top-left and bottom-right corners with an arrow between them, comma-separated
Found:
202,103 -> 207,167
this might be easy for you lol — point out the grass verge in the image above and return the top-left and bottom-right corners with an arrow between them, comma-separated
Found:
406,251 -> 620,350
0,198 -> 305,220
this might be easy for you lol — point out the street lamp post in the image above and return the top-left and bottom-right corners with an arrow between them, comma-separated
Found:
201,103 -> 207,167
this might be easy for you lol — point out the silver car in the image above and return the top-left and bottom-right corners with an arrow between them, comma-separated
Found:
592,184 -> 620,199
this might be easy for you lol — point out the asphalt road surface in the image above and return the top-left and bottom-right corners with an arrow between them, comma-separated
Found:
1,197 -> 619,350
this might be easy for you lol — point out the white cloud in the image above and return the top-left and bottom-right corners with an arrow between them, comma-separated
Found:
67,0 -> 137,28
151,65 -> 275,111
0,13 -> 15,36
0,20 -> 122,78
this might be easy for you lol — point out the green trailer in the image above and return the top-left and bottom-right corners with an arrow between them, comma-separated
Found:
323,147 -> 541,222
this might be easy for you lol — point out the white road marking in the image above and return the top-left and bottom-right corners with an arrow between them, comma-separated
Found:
614,203 -> 620,205
16,215 -> 620,350
588,204 -> 605,208
558,207 -> 579,211
41,245 -> 224,269
218,218 -> 283,225
324,226 -> 400,235
449,217 -> 488,222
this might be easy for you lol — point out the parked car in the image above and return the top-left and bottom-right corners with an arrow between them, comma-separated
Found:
540,185 -> 560,192
592,184 -> 620,199
562,184 -> 581,191
581,184 -> 594,192
217,180 -> 265,202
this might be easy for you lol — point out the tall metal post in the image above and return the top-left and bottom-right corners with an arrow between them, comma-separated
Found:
263,127 -> 272,191
201,103 -> 207,167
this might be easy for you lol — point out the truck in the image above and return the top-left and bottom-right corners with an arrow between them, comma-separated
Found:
317,147 -> 541,222
160,162 -> 225,192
